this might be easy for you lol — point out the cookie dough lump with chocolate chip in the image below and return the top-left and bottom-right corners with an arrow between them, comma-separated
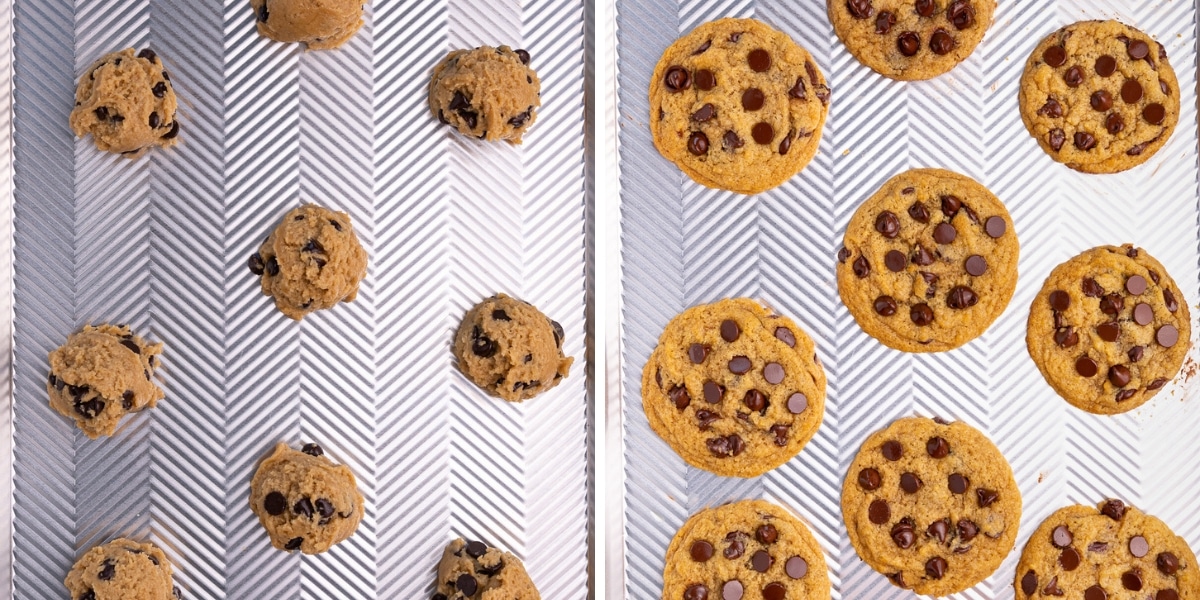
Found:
842,417 -> 1022,596
836,168 -> 1019,352
453,294 -> 573,402
1015,499 -> 1198,600
428,46 -> 541,143
641,298 -> 827,478
249,0 -> 365,50
662,500 -> 832,600
65,538 -> 180,600
249,204 -> 368,320
1027,244 -> 1190,414
433,538 -> 542,600
649,17 -> 830,195
69,48 -> 179,159
249,442 -> 364,555
1020,20 -> 1180,173
48,324 -> 164,439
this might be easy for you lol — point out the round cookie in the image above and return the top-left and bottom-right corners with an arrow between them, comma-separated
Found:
249,442 -> 364,554
452,294 -> 573,402
836,168 -> 1019,353
842,417 -> 1022,596
662,500 -> 831,600
248,204 -> 368,321
641,298 -> 827,478
1019,20 -> 1180,174
69,48 -> 180,159
64,538 -> 179,600
429,46 -> 541,144
1014,499 -> 1199,600
48,324 -> 165,439
649,18 -> 831,195
828,0 -> 996,80
249,0 -> 365,50
433,538 -> 542,600
1027,244 -> 1190,415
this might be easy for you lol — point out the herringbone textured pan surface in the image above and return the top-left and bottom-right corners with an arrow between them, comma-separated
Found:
11,1 -> 589,598
618,1 -> 1200,598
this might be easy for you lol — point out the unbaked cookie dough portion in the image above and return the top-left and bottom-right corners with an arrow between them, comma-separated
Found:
69,48 -> 180,159
453,294 -> 573,402
434,538 -> 541,600
248,204 -> 368,320
249,0 -> 365,50
64,538 -> 179,600
249,442 -> 364,555
429,46 -> 541,143
48,324 -> 164,439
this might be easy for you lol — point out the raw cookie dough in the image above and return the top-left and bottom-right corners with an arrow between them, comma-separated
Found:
433,538 -> 541,600
429,46 -> 541,144
662,500 -> 831,600
1014,499 -> 1199,600
48,324 -> 164,439
641,298 -> 827,478
836,168 -> 1019,352
842,417 -> 1022,596
249,442 -> 364,555
649,18 -> 830,195
249,0 -> 365,50
1019,20 -> 1180,173
828,0 -> 996,80
452,294 -> 573,402
69,48 -> 180,159
1027,244 -> 1191,415
248,204 -> 368,320
65,538 -> 180,600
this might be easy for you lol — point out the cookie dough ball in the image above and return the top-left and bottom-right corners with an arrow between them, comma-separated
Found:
69,48 -> 180,159
453,294 -> 573,402
429,46 -> 541,144
249,442 -> 364,554
64,538 -> 179,600
434,538 -> 541,600
48,324 -> 164,439
248,204 -> 368,320
249,0 -> 365,50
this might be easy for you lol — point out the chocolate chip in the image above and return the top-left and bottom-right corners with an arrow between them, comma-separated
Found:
976,488 -> 998,507
1083,278 -> 1104,297
512,48 -> 531,65
786,393 -> 807,414
161,121 -> 180,139
748,49 -> 770,72
1064,65 -> 1084,87
838,247 -> 851,263
693,41 -> 711,55
691,540 -> 714,562
1048,128 -> 1066,151
846,0 -> 874,17
669,385 -> 690,409
74,397 -> 104,419
1144,103 -> 1166,125
1107,113 -> 1125,134
264,255 -> 279,276
151,81 -> 168,99
720,130 -> 744,152
785,556 -> 807,579
875,211 -> 900,238
1163,288 -> 1178,312
1133,303 -> 1154,326
1124,274 -> 1149,295
1044,45 -> 1067,67
721,580 -> 743,600
900,472 -> 922,493
743,389 -> 767,412
1060,546 -> 1081,570
696,409 -> 720,430
1157,324 -> 1179,347
1038,98 -> 1064,118
883,250 -> 907,272
853,256 -> 870,278
925,556 -> 947,579
934,223 -> 956,244
1041,577 -> 1063,596
1084,585 -> 1106,600
1128,39 -> 1150,60
1048,290 -> 1071,311
741,88 -> 764,111
689,343 -> 709,363
315,498 -> 335,523
1052,525 -> 1073,548
98,560 -> 115,581
774,327 -> 795,347
1158,552 -> 1179,575
756,524 -> 778,544
695,69 -> 715,90
1055,327 -> 1079,348
471,329 -> 496,358
724,532 -> 746,559
149,111 -> 161,128
293,497 -> 314,519
891,519 -> 916,548
721,319 -> 740,342
751,122 -> 774,145
872,10 -> 895,34
706,434 -> 745,457
1090,542 -> 1109,552
770,424 -> 789,446
728,356 -> 751,374
1147,378 -> 1169,390
261,492 -> 288,518
930,29 -> 956,55
1097,321 -> 1120,342
869,499 -> 890,524
1075,131 -> 1097,150
958,519 -> 978,542
94,106 -> 110,121
1091,90 -> 1113,111
285,537 -> 303,550
1092,55 -> 1117,77
1130,535 -> 1150,557
915,0 -> 934,16
456,574 -> 478,595
897,32 -> 921,56
911,303 -> 934,325
858,467 -> 882,490
664,66 -> 690,91
729,32 -> 742,42
1100,499 -> 1127,520
703,381 -> 724,404
879,441 -> 903,461
763,363 -> 784,384
688,132 -> 709,156
121,390 -> 134,410
1122,570 -> 1143,591
258,4 -> 269,21
683,584 -> 708,600
1122,79 -> 1143,103
1158,590 -> 1180,600
947,286 -> 978,309
874,296 -> 897,316
1100,293 -> 1124,315
750,549 -> 772,572
948,473 -> 968,494
902,203 -> 929,225
1021,571 -> 1038,595
508,109 -> 533,128
963,255 -> 987,276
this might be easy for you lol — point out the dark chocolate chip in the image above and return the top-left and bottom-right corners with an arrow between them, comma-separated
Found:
1130,535 -> 1149,557
976,488 -> 998,507
683,584 -> 708,600
958,519 -> 978,542
853,256 -> 871,278
98,560 -> 115,581
928,518 -> 949,544
846,0 -> 873,18
1134,303 -> 1153,325
728,356 -> 751,374
874,296 -> 898,316
965,255 -> 987,276
1128,39 -> 1150,60
946,286 -> 978,309
515,49 -> 531,65
1157,324 -> 1179,347
1084,585 -> 1106,600
695,69 -> 715,90
122,390 -> 134,410
689,343 -> 709,364
1075,131 -> 1097,150
763,362 -> 784,384
789,77 -> 806,100
722,130 -> 743,151
875,211 -> 900,238
900,472 -> 922,493
884,250 -> 907,272
285,537 -> 303,550
934,223 -> 957,244
669,386 -> 691,409
743,389 -> 767,412
161,121 -> 180,139
747,49 -> 770,72
1021,571 -> 1038,595
869,499 -> 890,524
316,498 -> 335,523
911,303 -> 934,325
882,440 -> 903,461
702,381 -> 724,404
664,66 -> 690,91
930,29 -> 956,55
1060,547 -> 1081,570
1097,321 -> 1120,342
1044,45 -> 1067,67
149,112 -> 161,128
293,497 -> 314,519
925,556 -> 947,579
687,132 -> 709,156
1144,103 -> 1166,125
456,574 -> 478,595
691,104 -> 715,122
1163,288 -> 1179,312
1064,65 -> 1084,87
741,88 -> 764,111
786,393 -> 807,414
720,319 -> 740,342
912,245 -> 934,266
775,327 -> 795,347
706,434 -> 745,457
897,32 -> 921,56
1052,525 -> 1073,548
756,524 -> 778,544
1048,128 -> 1066,151
693,40 -> 711,55
1055,326 -> 1079,348
751,122 -> 774,145
1158,552 -> 1180,575
948,473 -> 968,494
858,467 -> 882,490
891,519 -> 915,549
1095,54 -> 1117,76
691,540 -> 714,562
1091,90 -> 1113,111
1122,79 -> 1143,103
908,202 -> 930,223
1107,113 -> 1125,134
1122,570 -> 1143,591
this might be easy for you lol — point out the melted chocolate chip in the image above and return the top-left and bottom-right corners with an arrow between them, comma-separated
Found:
664,66 -> 691,91
858,467 -> 882,490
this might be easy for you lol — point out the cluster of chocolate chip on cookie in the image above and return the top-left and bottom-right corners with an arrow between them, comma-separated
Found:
844,0 -> 979,59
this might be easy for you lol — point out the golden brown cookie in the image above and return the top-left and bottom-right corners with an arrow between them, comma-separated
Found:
65,538 -> 178,600
828,0 -> 996,80
1026,244 -> 1191,415
1019,20 -> 1180,173
1014,499 -> 1199,600
641,298 -> 826,478
836,168 -> 1019,353
429,46 -> 542,144
248,204 -> 368,320
452,294 -> 573,402
249,442 -> 364,555
48,324 -> 164,439
662,500 -> 831,600
249,0 -> 365,50
434,538 -> 542,600
69,48 -> 180,159
842,417 -> 1021,596
649,18 -> 830,195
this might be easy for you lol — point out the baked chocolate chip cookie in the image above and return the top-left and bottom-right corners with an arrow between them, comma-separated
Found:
433,538 -> 541,600
1015,499 -> 1198,600
842,417 -> 1022,596
69,48 -> 180,158
828,0 -> 996,80
1019,20 -> 1179,173
641,298 -> 826,478
649,18 -> 830,195
662,500 -> 831,600
836,168 -> 1019,352
249,442 -> 364,555
1027,245 -> 1191,415
453,294 -> 573,402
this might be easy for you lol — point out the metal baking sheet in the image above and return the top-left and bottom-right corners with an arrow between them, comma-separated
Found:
616,1 -> 1200,598
10,0 -> 591,597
